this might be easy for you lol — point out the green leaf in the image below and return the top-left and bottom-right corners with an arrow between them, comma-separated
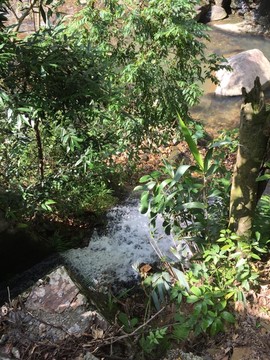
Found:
178,114 -> 204,171
146,181 -> 156,190
134,184 -> 150,191
221,244 -> 231,251
186,295 -> 199,304
183,201 -> 205,210
45,199 -> 56,205
172,267 -> 189,290
139,175 -> 153,183
201,301 -> 208,315
130,317 -> 139,327
118,312 -> 129,327
160,178 -> 173,189
225,291 -> 235,300
152,290 -> 161,310
221,311 -> 235,323
236,258 -> 246,268
256,174 -> 270,182
210,140 -> 232,148
193,302 -> 203,316
173,165 -> 191,182
201,316 -> 214,332
16,223 -> 28,229
210,318 -> 224,336
206,163 -> 219,176
216,299 -> 227,311
250,253 -> 261,260
190,286 -> 202,297
203,148 -> 213,172
140,192 -> 149,214
172,324 -> 190,341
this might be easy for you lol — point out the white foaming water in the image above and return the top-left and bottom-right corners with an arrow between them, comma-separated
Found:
62,196 -> 179,291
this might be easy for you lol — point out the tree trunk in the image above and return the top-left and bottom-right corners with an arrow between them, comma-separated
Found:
229,77 -> 270,237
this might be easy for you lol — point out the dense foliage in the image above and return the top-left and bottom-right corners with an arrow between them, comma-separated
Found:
133,117 -> 270,355
1,1 -> 270,358
0,0 -> 224,221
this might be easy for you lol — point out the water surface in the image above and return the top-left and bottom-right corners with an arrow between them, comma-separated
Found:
191,24 -> 270,135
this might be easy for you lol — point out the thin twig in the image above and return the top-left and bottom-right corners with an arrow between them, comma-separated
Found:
15,0 -> 39,32
83,306 -> 166,347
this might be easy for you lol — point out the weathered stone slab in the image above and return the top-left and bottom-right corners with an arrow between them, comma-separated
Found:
25,265 -> 86,313
0,266 -> 108,358
22,266 -> 108,341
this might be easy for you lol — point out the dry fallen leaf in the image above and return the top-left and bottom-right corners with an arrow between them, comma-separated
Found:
91,325 -> 104,339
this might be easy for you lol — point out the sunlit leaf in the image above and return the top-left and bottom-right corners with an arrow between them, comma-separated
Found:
183,201 -> 205,209
190,286 -> 202,297
140,192 -> 149,214
178,114 -> 204,171
172,267 -> 189,290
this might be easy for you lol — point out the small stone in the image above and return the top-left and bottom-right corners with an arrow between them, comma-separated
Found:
0,335 -> 8,345
38,323 -> 46,337
0,306 -> 8,316
11,347 -> 20,359
84,352 -> 99,360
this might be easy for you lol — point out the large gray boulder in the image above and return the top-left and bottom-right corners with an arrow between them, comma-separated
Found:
209,5 -> 228,21
215,49 -> 270,96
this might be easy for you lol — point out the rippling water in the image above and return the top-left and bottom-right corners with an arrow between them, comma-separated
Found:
62,196 -> 188,291
191,22 -> 270,135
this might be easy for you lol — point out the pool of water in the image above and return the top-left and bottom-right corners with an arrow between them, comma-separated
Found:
191,21 -> 270,135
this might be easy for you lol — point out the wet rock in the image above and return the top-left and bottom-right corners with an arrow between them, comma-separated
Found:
215,49 -> 270,96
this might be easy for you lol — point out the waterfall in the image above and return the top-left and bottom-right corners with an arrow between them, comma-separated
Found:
62,196 -> 183,292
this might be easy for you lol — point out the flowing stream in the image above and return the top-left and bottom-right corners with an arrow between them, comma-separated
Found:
62,24 -> 270,291
62,196 -> 187,292
2,20 -> 270,301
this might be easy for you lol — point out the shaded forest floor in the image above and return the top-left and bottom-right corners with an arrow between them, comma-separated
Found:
1,138 -> 270,360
